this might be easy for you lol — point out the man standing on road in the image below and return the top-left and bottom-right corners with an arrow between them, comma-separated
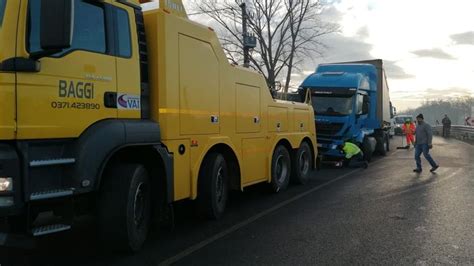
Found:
413,114 -> 439,173
442,114 -> 451,138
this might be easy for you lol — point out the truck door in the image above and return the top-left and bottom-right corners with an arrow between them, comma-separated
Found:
0,0 -> 20,140
16,0 -> 117,139
112,4 -> 142,120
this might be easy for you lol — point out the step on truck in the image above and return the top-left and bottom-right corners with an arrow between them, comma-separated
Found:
299,59 -> 393,162
0,0 -> 317,251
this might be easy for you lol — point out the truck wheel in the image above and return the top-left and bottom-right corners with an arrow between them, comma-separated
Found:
291,142 -> 312,185
198,153 -> 229,220
98,164 -> 151,252
362,138 -> 373,162
385,134 -> 390,152
376,134 -> 388,156
271,145 -> 291,193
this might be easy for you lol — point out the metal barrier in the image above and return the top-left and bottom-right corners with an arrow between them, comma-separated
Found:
433,125 -> 474,141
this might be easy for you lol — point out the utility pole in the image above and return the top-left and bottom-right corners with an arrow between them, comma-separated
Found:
240,3 -> 256,68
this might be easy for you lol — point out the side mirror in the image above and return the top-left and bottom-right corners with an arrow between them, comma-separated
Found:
40,0 -> 73,50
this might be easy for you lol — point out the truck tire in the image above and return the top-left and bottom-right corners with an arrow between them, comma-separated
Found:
198,153 -> 229,220
98,164 -> 151,252
376,134 -> 388,156
291,142 -> 312,185
385,134 -> 390,152
362,138 -> 373,162
271,145 -> 291,193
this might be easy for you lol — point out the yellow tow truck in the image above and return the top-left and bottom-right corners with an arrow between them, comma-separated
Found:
0,0 -> 317,251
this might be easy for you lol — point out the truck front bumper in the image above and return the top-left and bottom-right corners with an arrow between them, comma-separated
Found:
317,138 -> 345,158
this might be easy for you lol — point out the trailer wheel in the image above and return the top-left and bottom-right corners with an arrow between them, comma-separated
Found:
362,138 -> 373,162
98,164 -> 151,252
198,153 -> 229,220
271,145 -> 291,193
291,142 -> 312,185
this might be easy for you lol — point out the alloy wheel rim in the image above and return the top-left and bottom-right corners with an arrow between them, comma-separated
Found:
299,150 -> 310,175
276,155 -> 288,183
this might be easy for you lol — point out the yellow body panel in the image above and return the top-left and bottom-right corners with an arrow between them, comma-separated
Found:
241,138 -> 267,185
144,8 -> 318,200
178,34 -> 220,135
0,1 -> 21,139
235,84 -> 261,133
268,106 -> 289,133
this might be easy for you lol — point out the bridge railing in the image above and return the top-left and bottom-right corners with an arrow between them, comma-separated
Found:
433,125 -> 474,141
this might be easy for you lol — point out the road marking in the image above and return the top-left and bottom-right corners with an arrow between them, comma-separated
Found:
158,152 -> 398,265
158,170 -> 361,265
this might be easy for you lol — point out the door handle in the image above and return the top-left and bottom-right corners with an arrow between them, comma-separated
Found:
104,92 -> 117,108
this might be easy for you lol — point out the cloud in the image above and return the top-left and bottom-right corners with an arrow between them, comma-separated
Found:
384,60 -> 415,80
293,32 -> 374,83
394,87 -> 473,101
411,48 -> 456,60
313,33 -> 374,64
424,87 -> 474,98
356,26 -> 369,39
450,31 -> 474,45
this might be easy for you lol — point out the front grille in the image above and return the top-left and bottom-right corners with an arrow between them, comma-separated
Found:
316,123 -> 344,136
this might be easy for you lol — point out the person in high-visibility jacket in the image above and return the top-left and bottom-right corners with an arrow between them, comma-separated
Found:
402,118 -> 416,148
338,142 -> 369,169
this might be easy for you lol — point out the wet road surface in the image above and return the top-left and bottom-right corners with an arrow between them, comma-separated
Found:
1,136 -> 473,265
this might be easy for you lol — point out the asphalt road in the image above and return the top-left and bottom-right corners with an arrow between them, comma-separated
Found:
1,136 -> 473,265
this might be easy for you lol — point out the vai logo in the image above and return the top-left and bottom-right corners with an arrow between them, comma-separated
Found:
117,94 -> 141,110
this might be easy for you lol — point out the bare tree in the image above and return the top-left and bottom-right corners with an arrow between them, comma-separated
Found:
189,0 -> 338,93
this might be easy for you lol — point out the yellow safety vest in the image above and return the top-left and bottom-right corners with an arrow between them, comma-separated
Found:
343,142 -> 361,159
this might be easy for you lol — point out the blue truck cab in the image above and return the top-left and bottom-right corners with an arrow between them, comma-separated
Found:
300,59 -> 393,161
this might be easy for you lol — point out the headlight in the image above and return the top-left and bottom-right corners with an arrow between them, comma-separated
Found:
0,177 -> 13,192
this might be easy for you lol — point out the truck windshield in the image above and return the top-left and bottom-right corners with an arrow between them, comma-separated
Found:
312,95 -> 354,116
395,117 -> 410,124
0,0 -> 6,27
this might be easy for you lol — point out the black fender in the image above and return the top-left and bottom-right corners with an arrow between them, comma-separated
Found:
14,119 -> 174,210
71,119 -> 171,199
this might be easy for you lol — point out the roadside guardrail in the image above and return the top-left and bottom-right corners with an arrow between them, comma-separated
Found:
433,125 -> 474,142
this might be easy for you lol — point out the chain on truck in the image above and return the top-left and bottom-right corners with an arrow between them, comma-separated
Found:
0,0 -> 318,251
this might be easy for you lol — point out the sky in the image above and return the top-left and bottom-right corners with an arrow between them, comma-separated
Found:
143,0 -> 474,111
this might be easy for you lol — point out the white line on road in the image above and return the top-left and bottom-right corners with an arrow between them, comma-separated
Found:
158,152 -> 399,265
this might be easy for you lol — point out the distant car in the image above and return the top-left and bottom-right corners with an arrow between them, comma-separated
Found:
391,115 -> 414,135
